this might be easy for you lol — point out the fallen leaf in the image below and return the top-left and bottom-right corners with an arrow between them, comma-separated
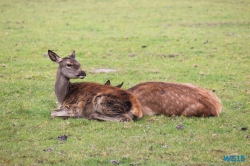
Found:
204,40 -> 208,44
110,160 -> 120,165
241,127 -> 248,131
243,110 -> 249,113
176,124 -> 184,130
199,72 -> 204,76
148,118 -> 155,123
168,54 -> 175,58
44,147 -> 54,152
57,135 -> 68,141
128,53 -> 136,57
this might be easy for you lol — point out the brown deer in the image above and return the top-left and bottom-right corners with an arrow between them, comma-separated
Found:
127,82 -> 222,117
48,50 -> 143,121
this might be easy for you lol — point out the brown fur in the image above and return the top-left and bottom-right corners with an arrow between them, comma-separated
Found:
59,82 -> 143,121
127,82 -> 222,117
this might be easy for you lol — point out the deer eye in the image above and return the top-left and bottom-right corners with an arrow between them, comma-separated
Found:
66,64 -> 72,68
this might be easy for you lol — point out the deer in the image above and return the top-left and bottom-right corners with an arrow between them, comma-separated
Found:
127,82 -> 222,117
48,50 -> 143,122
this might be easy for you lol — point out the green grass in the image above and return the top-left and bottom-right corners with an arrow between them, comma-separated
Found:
0,0 -> 249,165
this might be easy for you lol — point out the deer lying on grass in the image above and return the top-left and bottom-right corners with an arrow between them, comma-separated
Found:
127,82 -> 222,117
48,50 -> 143,121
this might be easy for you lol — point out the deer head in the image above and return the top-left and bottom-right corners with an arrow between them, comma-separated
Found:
48,50 -> 86,79
48,50 -> 86,105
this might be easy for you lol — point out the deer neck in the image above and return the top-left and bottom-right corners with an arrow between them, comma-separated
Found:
55,68 -> 71,105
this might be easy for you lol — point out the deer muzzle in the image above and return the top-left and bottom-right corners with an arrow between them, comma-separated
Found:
78,71 -> 86,79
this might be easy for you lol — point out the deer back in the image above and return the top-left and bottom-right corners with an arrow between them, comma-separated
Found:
127,82 -> 222,117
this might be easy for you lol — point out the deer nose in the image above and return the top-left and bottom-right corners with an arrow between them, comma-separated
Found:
78,71 -> 86,79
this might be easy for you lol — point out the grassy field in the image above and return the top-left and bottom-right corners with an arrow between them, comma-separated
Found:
0,0 -> 249,165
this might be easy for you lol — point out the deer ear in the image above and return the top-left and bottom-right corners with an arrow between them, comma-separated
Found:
116,82 -> 123,88
70,50 -> 75,59
104,80 -> 111,85
48,50 -> 63,63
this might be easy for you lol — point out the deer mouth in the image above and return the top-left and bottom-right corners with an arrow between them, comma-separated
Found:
78,75 -> 85,79
78,71 -> 86,79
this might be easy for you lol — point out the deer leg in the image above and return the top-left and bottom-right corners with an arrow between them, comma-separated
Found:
51,109 -> 69,117
89,113 -> 120,122
117,112 -> 134,121
89,112 -> 134,122
94,94 -> 135,120
51,108 -> 80,119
